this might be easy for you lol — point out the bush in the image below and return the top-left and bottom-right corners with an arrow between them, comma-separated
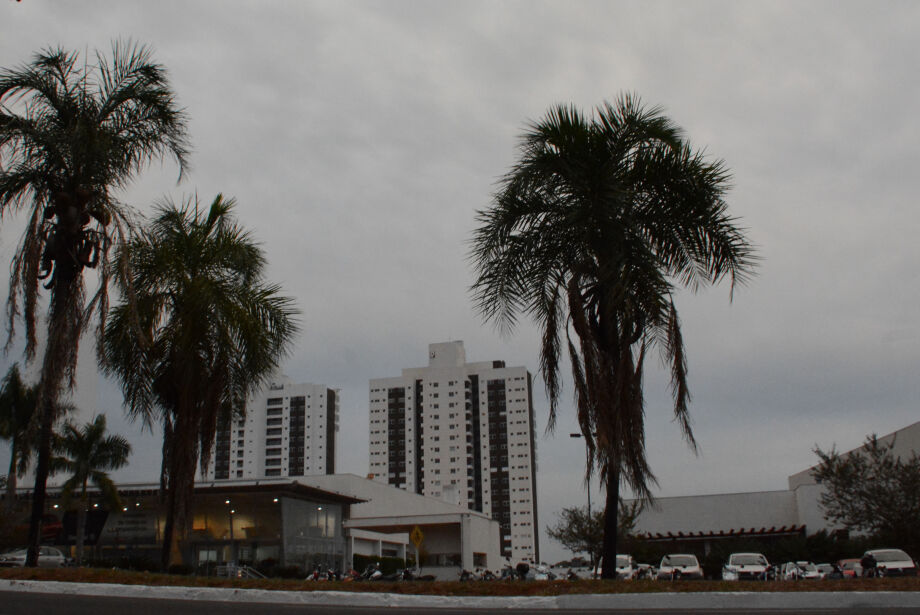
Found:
254,559 -> 303,579
352,553 -> 406,575
167,563 -> 193,575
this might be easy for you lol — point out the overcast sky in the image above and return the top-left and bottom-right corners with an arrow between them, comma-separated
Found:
2,1 -> 919,565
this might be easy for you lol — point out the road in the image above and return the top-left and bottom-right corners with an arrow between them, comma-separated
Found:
0,591 -> 917,615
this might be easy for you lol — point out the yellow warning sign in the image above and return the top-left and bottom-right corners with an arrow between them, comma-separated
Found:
410,525 -> 424,548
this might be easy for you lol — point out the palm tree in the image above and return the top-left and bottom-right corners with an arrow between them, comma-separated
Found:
0,42 -> 189,565
103,194 -> 298,570
0,364 -> 39,510
51,414 -> 130,564
470,94 -> 756,578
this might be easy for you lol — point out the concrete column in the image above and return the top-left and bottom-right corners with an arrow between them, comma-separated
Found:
461,514 -> 473,570
346,534 -> 354,570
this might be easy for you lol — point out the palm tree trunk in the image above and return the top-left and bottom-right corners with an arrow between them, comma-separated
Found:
26,260 -> 81,567
25,397 -> 55,567
600,467 -> 620,579
160,403 -> 198,571
5,446 -> 17,511
76,481 -> 88,565
76,502 -> 87,565
160,441 -> 180,571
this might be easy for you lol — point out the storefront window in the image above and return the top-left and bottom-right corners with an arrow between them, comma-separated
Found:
280,498 -> 345,570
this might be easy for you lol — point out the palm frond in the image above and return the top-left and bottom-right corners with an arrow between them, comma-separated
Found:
469,94 -> 756,536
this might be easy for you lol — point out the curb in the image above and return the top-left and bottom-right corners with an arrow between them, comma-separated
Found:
2,579 -> 920,609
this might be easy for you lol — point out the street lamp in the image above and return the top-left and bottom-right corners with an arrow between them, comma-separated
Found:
569,433 -> 591,516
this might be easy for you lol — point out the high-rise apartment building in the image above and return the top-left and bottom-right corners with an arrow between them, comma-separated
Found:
369,341 -> 539,562
204,375 -> 339,481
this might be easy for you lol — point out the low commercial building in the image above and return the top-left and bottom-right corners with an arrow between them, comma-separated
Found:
12,473 -> 501,579
300,473 -> 502,578
631,420 -> 920,553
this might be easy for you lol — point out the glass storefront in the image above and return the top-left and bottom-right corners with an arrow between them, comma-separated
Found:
281,498 -> 345,570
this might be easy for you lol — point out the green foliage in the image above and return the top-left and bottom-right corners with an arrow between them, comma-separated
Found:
103,195 -> 298,570
167,563 -> 193,576
470,94 -> 756,576
0,41 -> 189,566
52,414 -> 131,509
254,560 -> 304,578
0,364 -> 39,506
50,414 -> 130,564
812,435 -> 920,556
547,501 -> 642,567
0,40 -> 189,370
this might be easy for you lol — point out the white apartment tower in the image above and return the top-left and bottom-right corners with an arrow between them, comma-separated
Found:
369,341 -> 539,562
204,375 -> 340,480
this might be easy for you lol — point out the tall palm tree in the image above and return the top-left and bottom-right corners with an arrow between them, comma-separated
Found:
51,414 -> 130,564
470,94 -> 756,578
0,42 -> 189,565
0,364 -> 38,510
103,194 -> 298,570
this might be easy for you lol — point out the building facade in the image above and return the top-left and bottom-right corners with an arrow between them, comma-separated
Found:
630,420 -> 920,555
14,475 -> 499,579
203,375 -> 339,481
368,341 -> 539,563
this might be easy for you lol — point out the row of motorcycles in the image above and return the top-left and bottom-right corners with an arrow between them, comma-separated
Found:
305,563 -> 436,582
458,563 -> 582,581
306,562 -> 574,582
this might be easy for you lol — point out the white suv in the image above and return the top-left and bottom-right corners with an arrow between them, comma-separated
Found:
722,552 -> 770,581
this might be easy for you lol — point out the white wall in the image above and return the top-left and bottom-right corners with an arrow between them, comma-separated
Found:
634,490 -> 799,535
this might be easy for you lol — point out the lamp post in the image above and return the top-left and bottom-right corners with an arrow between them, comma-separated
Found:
225,499 -> 235,564
569,433 -> 591,516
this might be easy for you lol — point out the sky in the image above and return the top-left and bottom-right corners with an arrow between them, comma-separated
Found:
1,1 -> 919,565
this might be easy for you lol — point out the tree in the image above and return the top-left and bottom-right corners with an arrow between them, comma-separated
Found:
470,94 -> 755,578
51,414 -> 130,564
547,500 -> 641,569
0,365 -> 38,509
0,42 -> 189,565
103,194 -> 298,570
812,435 -> 920,555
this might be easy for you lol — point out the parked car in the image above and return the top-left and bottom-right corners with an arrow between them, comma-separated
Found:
780,561 -> 823,580
635,563 -> 657,580
815,563 -> 837,578
722,552 -> 770,581
862,549 -> 918,577
837,558 -> 862,578
0,546 -> 69,568
619,555 -> 640,580
656,554 -> 703,580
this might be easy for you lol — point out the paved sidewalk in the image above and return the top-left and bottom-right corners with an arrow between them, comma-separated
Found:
2,579 -> 920,610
